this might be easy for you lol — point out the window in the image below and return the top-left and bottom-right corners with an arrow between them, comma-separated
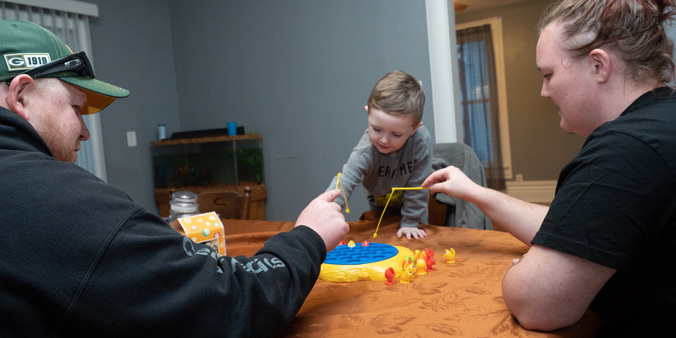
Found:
456,17 -> 512,189
457,32 -> 494,162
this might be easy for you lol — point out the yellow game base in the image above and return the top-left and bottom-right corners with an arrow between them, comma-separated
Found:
319,245 -> 414,282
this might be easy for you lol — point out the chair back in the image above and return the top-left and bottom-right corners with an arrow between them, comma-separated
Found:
430,143 -> 492,230
198,187 -> 252,220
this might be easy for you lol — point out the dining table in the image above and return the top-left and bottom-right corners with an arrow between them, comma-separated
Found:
222,216 -> 600,337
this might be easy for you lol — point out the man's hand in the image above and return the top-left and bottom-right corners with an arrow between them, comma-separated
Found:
397,227 -> 427,240
295,189 -> 349,252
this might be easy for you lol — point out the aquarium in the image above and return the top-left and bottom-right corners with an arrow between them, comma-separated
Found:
151,134 -> 264,189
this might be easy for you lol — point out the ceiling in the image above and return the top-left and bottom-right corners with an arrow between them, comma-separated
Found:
455,0 -> 528,13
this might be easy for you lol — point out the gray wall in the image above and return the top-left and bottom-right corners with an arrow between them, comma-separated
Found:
84,0 -> 181,209
83,0 -> 433,223
167,0 -> 433,222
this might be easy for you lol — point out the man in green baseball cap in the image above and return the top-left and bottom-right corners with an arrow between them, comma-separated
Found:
0,19 -> 348,338
1,20 -> 129,114
0,19 -> 129,162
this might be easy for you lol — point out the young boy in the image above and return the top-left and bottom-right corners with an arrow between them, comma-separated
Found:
327,70 -> 432,239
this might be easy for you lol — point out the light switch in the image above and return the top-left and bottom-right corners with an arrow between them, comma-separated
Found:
127,131 -> 137,147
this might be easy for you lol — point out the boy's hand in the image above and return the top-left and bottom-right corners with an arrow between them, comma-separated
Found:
397,227 -> 427,240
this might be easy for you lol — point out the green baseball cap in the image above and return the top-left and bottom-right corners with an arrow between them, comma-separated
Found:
0,20 -> 129,114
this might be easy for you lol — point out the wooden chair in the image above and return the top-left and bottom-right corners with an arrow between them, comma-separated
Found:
198,186 -> 252,220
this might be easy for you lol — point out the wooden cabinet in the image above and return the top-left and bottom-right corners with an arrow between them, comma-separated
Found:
154,184 -> 267,220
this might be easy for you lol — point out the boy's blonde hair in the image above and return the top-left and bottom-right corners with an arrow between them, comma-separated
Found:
367,70 -> 425,125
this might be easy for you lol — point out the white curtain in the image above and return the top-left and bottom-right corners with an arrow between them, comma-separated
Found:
0,1 -> 106,181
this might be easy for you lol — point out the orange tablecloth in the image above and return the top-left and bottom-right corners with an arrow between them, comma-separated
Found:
223,217 -> 600,337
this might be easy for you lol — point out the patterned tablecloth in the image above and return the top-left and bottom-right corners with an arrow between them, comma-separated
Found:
223,216 -> 600,337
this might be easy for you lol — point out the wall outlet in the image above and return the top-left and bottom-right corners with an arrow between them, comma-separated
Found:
515,174 -> 523,182
127,131 -> 137,147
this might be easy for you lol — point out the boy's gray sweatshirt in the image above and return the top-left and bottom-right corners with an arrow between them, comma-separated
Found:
327,126 -> 432,228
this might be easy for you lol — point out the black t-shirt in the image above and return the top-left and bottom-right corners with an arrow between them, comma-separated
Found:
532,88 -> 676,336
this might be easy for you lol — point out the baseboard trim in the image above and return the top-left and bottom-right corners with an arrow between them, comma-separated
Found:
505,180 -> 557,204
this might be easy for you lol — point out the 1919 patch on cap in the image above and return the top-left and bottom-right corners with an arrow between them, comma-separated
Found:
4,53 -> 51,72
